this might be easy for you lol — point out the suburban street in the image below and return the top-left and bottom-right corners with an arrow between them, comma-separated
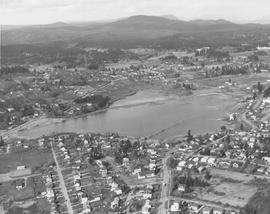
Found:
158,153 -> 172,214
51,142 -> 74,214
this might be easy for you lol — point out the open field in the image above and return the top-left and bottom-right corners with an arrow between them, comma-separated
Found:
0,181 -> 34,201
195,169 -> 259,208
0,150 -> 53,173
195,72 -> 270,89
197,182 -> 257,207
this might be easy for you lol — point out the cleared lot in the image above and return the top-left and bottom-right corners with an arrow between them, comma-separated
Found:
195,169 -> 259,208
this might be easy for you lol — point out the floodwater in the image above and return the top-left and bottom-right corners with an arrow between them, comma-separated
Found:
18,89 -> 237,140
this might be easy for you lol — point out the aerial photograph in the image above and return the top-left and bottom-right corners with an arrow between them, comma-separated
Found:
1,0 -> 270,213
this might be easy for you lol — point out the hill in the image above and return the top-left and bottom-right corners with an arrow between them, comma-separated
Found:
2,15 -> 270,48
160,14 -> 179,20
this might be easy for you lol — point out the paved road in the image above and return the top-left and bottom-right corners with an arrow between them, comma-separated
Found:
157,135 -> 227,214
51,142 -> 74,214
156,93 -> 265,213
158,155 -> 171,214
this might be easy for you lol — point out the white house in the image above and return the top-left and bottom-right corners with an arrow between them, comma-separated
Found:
170,202 -> 179,212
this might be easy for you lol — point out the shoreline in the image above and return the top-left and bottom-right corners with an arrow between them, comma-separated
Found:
1,87 -> 240,140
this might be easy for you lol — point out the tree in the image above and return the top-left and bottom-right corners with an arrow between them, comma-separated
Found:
0,137 -> 4,146
220,125 -> 227,132
240,123 -> 244,131
264,86 -> 270,97
257,82 -> 263,94
167,157 -> 178,169
205,170 -> 212,180
187,129 -> 193,141
200,147 -> 210,156
22,104 -> 35,117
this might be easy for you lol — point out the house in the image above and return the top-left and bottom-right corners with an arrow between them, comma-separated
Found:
263,97 -> 270,104
100,169 -> 107,177
138,172 -> 146,179
177,184 -> 186,192
149,162 -> 156,170
114,188 -> 122,195
177,166 -> 183,171
138,170 -> 155,179
111,197 -> 120,209
187,163 -> 194,169
74,174 -> 81,181
147,149 -> 157,155
17,165 -> 26,170
122,157 -> 129,166
15,179 -> 25,190
132,168 -> 141,175
200,156 -> 208,163
257,168 -> 265,173
142,200 -> 151,214
262,156 -> 270,163
89,196 -> 100,203
64,154 -> 70,160
213,208 -> 224,214
207,157 -> 216,166
38,138 -> 44,147
193,157 -> 200,162
146,170 -> 155,178
198,166 -> 206,173
81,196 -> 88,204
190,203 -> 200,212
170,202 -> 179,212
96,160 -> 103,168
219,161 -> 230,168
7,107 -> 15,112
203,207 -> 213,214
143,192 -> 152,199
178,161 -> 186,167
232,163 -> 239,168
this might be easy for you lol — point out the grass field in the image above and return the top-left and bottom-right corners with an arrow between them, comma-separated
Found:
0,150 -> 53,173
0,181 -> 34,201
195,169 -> 259,208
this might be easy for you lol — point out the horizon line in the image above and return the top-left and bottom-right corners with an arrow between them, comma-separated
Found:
2,14 -> 270,26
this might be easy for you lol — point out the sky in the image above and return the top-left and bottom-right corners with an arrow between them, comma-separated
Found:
1,0 -> 270,25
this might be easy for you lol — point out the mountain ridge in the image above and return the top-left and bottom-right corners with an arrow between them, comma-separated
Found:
2,15 -> 270,47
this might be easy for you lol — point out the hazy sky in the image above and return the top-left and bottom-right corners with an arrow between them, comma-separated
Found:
1,0 -> 270,25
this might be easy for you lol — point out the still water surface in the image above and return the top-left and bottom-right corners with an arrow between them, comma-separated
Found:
19,89 -> 237,139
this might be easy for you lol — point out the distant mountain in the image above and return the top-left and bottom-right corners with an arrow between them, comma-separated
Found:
2,25 -> 24,30
2,15 -> 270,48
255,15 -> 270,24
41,22 -> 68,28
161,14 -> 179,20
189,19 -> 234,25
